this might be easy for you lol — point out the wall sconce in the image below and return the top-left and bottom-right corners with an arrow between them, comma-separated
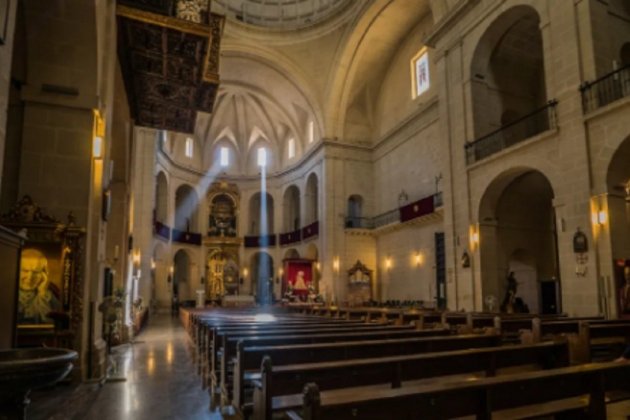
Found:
168,265 -> 174,283
598,211 -> 607,225
469,225 -> 479,250
385,257 -> 392,270
243,267 -> 249,278
314,262 -> 321,271
151,259 -> 156,270
415,252 -> 424,267
278,267 -> 284,277
332,257 -> 340,273
93,136 -> 103,159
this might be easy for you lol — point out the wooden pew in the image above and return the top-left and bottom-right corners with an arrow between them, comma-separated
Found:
214,325 -> 425,396
253,340 -> 570,420
232,328 -> 453,409
206,324 -> 401,383
289,362 -> 630,420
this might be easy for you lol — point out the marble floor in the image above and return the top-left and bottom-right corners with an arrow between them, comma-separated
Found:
23,314 -> 630,419
28,314 -> 224,420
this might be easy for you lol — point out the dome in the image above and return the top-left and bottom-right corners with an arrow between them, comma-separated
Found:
211,0 -> 353,30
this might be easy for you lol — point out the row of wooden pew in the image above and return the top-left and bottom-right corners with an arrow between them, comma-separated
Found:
181,307 -> 630,419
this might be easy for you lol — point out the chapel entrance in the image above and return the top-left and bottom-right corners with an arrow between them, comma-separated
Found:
479,169 -> 559,313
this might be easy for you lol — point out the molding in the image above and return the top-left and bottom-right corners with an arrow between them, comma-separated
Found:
582,95 -> 630,124
424,0 -> 481,48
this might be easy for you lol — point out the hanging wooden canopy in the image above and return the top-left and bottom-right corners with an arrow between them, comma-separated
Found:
116,1 -> 224,133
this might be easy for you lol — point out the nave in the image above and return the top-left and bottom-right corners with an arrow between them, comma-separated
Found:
28,315 -> 224,420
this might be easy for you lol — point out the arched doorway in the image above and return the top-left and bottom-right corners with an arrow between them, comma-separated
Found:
173,249 -> 191,302
175,184 -> 199,232
283,185 -> 301,232
606,135 -> 630,316
471,6 -> 547,140
155,172 -> 168,224
479,169 -> 559,314
347,195 -> 363,227
249,192 -> 274,235
251,252 -> 274,305
305,173 -> 318,224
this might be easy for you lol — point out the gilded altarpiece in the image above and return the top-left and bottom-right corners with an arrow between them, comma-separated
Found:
204,182 -> 241,299
347,260 -> 373,306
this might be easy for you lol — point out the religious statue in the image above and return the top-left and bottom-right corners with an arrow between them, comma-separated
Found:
500,271 -> 518,313
294,271 -> 307,290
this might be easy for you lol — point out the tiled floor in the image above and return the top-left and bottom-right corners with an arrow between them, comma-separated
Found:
28,315 -> 223,420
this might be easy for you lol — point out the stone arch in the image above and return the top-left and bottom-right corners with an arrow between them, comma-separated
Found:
249,192 -> 274,235
605,136 -> 630,317
470,5 -> 547,139
174,184 -> 199,233
478,169 -> 559,314
283,185 -> 301,232
284,248 -> 300,260
250,251 -> 274,305
305,173 -> 319,224
173,249 -> 192,301
155,171 -> 168,224
346,194 -> 364,227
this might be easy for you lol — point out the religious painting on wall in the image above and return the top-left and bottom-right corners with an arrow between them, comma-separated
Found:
1,196 -> 85,335
18,244 -> 64,325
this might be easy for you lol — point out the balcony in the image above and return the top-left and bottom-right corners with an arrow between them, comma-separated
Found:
279,229 -> 302,246
244,234 -> 277,248
154,221 -> 171,241
465,100 -> 558,165
302,221 -> 319,241
172,229 -> 202,246
581,65 -> 630,113
345,193 -> 442,231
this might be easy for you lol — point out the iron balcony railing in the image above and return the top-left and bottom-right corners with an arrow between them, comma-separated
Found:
580,65 -> 630,113
345,193 -> 442,230
465,100 -> 558,165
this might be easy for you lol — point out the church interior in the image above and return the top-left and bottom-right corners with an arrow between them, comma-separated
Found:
0,0 -> 630,418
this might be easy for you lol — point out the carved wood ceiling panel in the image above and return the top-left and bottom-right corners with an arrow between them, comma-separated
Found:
116,3 -> 224,133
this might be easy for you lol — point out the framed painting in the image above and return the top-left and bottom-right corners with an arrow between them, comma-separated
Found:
1,196 -> 85,343
0,0 -> 9,45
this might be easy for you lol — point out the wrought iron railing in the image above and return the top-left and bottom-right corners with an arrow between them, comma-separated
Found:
580,65 -> 630,113
344,193 -> 442,230
465,100 -> 558,165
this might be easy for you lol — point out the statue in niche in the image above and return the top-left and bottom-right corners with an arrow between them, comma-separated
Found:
208,194 -> 237,237
175,0 -> 208,24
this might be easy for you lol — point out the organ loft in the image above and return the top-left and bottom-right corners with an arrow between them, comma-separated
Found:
0,0 -> 629,418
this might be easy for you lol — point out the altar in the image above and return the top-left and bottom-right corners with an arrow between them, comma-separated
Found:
222,295 -> 255,307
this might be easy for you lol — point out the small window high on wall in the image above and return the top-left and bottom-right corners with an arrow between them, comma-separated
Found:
411,48 -> 430,98
308,120 -> 314,143
220,146 -> 229,167
257,147 -> 267,167
185,137 -> 194,158
288,138 -> 295,159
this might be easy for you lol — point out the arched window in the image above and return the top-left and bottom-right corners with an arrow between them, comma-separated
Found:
346,195 -> 363,228
185,137 -> 194,158
257,147 -> 267,167
308,120 -> 315,143
283,185 -> 301,231
220,146 -> 229,167
287,138 -> 295,159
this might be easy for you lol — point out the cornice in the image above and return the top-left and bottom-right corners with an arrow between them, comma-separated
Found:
424,0 -> 480,48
